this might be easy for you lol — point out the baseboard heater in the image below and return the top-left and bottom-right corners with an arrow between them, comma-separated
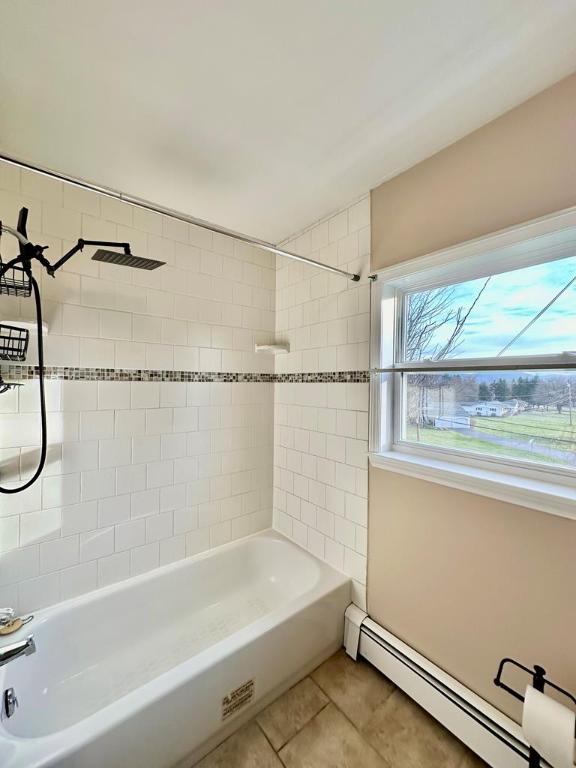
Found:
344,607 -> 545,768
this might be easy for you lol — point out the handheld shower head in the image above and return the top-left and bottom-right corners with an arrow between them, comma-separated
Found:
91,249 -> 165,270
0,206 -> 167,496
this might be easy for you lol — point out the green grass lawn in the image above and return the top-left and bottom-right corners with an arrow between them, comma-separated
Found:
471,410 -> 576,451
405,423 -> 566,465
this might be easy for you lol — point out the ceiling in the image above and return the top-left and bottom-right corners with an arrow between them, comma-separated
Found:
1,1 -> 576,243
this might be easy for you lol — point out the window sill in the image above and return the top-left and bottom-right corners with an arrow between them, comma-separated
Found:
369,451 -> 576,520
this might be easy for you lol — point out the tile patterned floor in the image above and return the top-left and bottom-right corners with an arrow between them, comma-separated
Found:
195,650 -> 489,768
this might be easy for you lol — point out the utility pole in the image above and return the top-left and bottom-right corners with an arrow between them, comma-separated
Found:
568,381 -> 573,427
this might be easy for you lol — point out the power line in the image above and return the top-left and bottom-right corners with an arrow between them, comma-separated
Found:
473,419 -> 575,434
467,422 -> 576,446
497,273 -> 576,356
421,419 -> 576,444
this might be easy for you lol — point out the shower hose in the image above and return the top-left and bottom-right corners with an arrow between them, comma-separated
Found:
0,274 -> 47,493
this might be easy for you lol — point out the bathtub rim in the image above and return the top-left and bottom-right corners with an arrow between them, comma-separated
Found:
8,528 -> 320,631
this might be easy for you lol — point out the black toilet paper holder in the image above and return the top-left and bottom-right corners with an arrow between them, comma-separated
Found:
494,657 -> 576,768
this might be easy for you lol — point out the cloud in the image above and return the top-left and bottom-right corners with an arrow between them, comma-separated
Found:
412,255 -> 576,359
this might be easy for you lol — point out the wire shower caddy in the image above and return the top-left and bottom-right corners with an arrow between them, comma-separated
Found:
0,262 -> 32,297
0,222 -> 32,297
0,323 -> 29,362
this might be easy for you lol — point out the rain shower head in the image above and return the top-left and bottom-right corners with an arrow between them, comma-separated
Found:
91,249 -> 165,270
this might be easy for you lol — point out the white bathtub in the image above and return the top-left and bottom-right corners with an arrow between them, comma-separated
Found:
0,530 -> 350,768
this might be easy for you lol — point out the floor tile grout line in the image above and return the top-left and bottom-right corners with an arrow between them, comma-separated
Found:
276,697 -> 394,768
312,651 -> 399,717
254,720 -> 288,765
318,700 -> 394,768
274,698 -> 333,763
279,698 -> 333,753
310,661 -> 398,766
254,676 -> 332,756
254,719 -> 279,753
313,662 -> 481,768
191,718 -> 282,768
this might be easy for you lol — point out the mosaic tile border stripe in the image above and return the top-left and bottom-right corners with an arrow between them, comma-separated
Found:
274,371 -> 369,383
1,365 -> 370,384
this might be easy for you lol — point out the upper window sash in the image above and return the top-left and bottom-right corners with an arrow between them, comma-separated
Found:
370,206 -> 576,372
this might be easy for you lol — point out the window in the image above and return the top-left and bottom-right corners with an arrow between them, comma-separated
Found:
370,209 -> 576,516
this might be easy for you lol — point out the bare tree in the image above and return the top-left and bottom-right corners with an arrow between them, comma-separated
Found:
406,279 -> 490,431
406,279 -> 490,361
534,375 -> 572,412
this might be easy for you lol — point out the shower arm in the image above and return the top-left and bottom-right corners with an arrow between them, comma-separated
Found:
0,212 -> 131,279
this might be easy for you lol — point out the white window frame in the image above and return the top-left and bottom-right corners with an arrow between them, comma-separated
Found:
369,207 -> 576,520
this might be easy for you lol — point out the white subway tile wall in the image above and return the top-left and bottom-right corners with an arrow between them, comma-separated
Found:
0,380 -> 273,611
273,197 -> 370,607
0,162 -> 371,613
0,161 -> 274,611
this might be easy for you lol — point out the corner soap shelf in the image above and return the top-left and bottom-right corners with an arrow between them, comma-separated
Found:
255,344 -> 290,355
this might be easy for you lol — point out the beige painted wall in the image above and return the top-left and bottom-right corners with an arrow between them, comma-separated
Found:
372,73 -> 576,269
368,469 -> 576,720
368,72 -> 576,721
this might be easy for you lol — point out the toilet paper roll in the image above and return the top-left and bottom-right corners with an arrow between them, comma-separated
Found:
522,685 -> 575,768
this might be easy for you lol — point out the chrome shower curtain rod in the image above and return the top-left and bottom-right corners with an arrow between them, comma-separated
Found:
0,153 -> 360,282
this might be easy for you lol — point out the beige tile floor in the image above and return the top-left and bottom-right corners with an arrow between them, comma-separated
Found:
195,650 -> 490,768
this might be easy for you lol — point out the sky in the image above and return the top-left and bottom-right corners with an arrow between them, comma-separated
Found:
408,254 -> 576,359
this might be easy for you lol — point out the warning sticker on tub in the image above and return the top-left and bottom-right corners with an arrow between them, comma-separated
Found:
222,679 -> 255,720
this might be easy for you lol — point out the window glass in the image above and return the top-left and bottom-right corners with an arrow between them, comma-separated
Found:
402,371 -> 576,469
403,256 -> 576,361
